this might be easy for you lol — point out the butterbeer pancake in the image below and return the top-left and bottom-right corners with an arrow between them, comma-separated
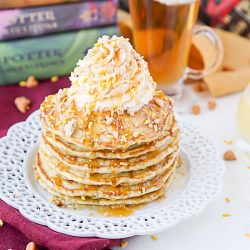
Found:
42,115 -> 177,159
35,36 -> 180,213
41,90 -> 174,152
39,128 -> 180,174
38,149 -> 178,186
37,171 -> 176,207
36,152 -> 177,199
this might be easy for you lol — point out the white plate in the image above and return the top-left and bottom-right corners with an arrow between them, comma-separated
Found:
0,111 -> 224,238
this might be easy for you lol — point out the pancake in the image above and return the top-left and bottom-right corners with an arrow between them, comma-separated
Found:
36,152 -> 177,199
39,130 -> 180,174
39,149 -> 177,186
37,170 -> 176,207
40,90 -> 174,151
43,114 -> 177,159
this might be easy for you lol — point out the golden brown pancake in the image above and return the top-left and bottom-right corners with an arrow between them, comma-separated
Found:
40,90 -> 174,151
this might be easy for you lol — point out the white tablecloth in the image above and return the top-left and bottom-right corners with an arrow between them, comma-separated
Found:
120,87 -> 250,250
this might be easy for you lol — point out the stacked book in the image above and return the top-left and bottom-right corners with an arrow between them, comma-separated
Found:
0,0 -> 118,85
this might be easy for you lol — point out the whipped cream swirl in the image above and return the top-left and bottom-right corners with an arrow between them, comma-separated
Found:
68,35 -> 156,114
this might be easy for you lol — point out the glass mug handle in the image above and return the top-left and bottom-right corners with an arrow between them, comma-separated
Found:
187,26 -> 224,80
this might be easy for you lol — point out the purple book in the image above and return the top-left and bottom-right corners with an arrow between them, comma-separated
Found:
0,0 -> 118,41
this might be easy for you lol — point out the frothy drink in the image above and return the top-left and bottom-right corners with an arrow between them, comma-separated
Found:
129,0 -> 199,87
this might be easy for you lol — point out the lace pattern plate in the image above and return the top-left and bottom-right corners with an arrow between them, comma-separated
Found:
0,111 -> 225,238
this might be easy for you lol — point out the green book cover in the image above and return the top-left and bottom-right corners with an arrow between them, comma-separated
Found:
0,26 -> 118,85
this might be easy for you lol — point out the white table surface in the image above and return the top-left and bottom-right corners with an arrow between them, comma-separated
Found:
118,86 -> 250,250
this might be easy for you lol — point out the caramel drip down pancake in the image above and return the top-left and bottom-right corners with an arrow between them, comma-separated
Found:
35,36 -> 180,211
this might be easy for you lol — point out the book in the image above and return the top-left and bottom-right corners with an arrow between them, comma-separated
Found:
0,26 -> 118,85
0,0 -> 118,41
0,0 -> 80,9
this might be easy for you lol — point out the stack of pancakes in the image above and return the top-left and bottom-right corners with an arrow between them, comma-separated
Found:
35,35 -> 180,211
36,90 -> 180,208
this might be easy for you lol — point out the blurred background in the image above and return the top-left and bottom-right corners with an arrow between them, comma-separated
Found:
0,0 -> 249,87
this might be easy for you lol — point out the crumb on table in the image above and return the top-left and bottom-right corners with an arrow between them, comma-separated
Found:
223,150 -> 237,161
191,105 -> 201,115
120,241 -> 128,248
14,96 -> 31,113
151,234 -> 158,241
222,213 -> 232,217
208,99 -> 217,110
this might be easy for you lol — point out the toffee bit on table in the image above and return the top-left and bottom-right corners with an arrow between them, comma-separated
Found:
246,166 -> 250,170
245,233 -> 250,238
208,99 -> 217,110
51,76 -> 59,82
192,82 -> 205,92
19,80 -> 27,87
191,105 -> 201,115
26,75 -> 38,88
120,241 -> 128,248
151,234 -> 158,241
223,150 -> 237,161
14,96 -> 31,113
225,197 -> 231,203
0,219 -> 4,227
222,213 -> 232,217
223,140 -> 233,145
26,242 -> 37,250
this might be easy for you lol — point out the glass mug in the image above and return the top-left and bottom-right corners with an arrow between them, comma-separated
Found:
129,0 -> 223,98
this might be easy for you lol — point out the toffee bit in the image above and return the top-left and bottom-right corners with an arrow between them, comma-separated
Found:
151,234 -> 158,241
26,75 -> 38,88
192,82 -> 205,92
19,80 -> 27,87
223,140 -> 233,145
53,199 -> 63,207
191,105 -> 201,115
0,219 -> 4,227
14,96 -> 31,113
121,135 -> 127,142
208,99 -> 217,110
246,166 -> 250,170
120,241 -> 128,248
222,213 -> 231,217
223,150 -> 237,161
26,242 -> 37,250
51,76 -> 59,82
245,233 -> 250,238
